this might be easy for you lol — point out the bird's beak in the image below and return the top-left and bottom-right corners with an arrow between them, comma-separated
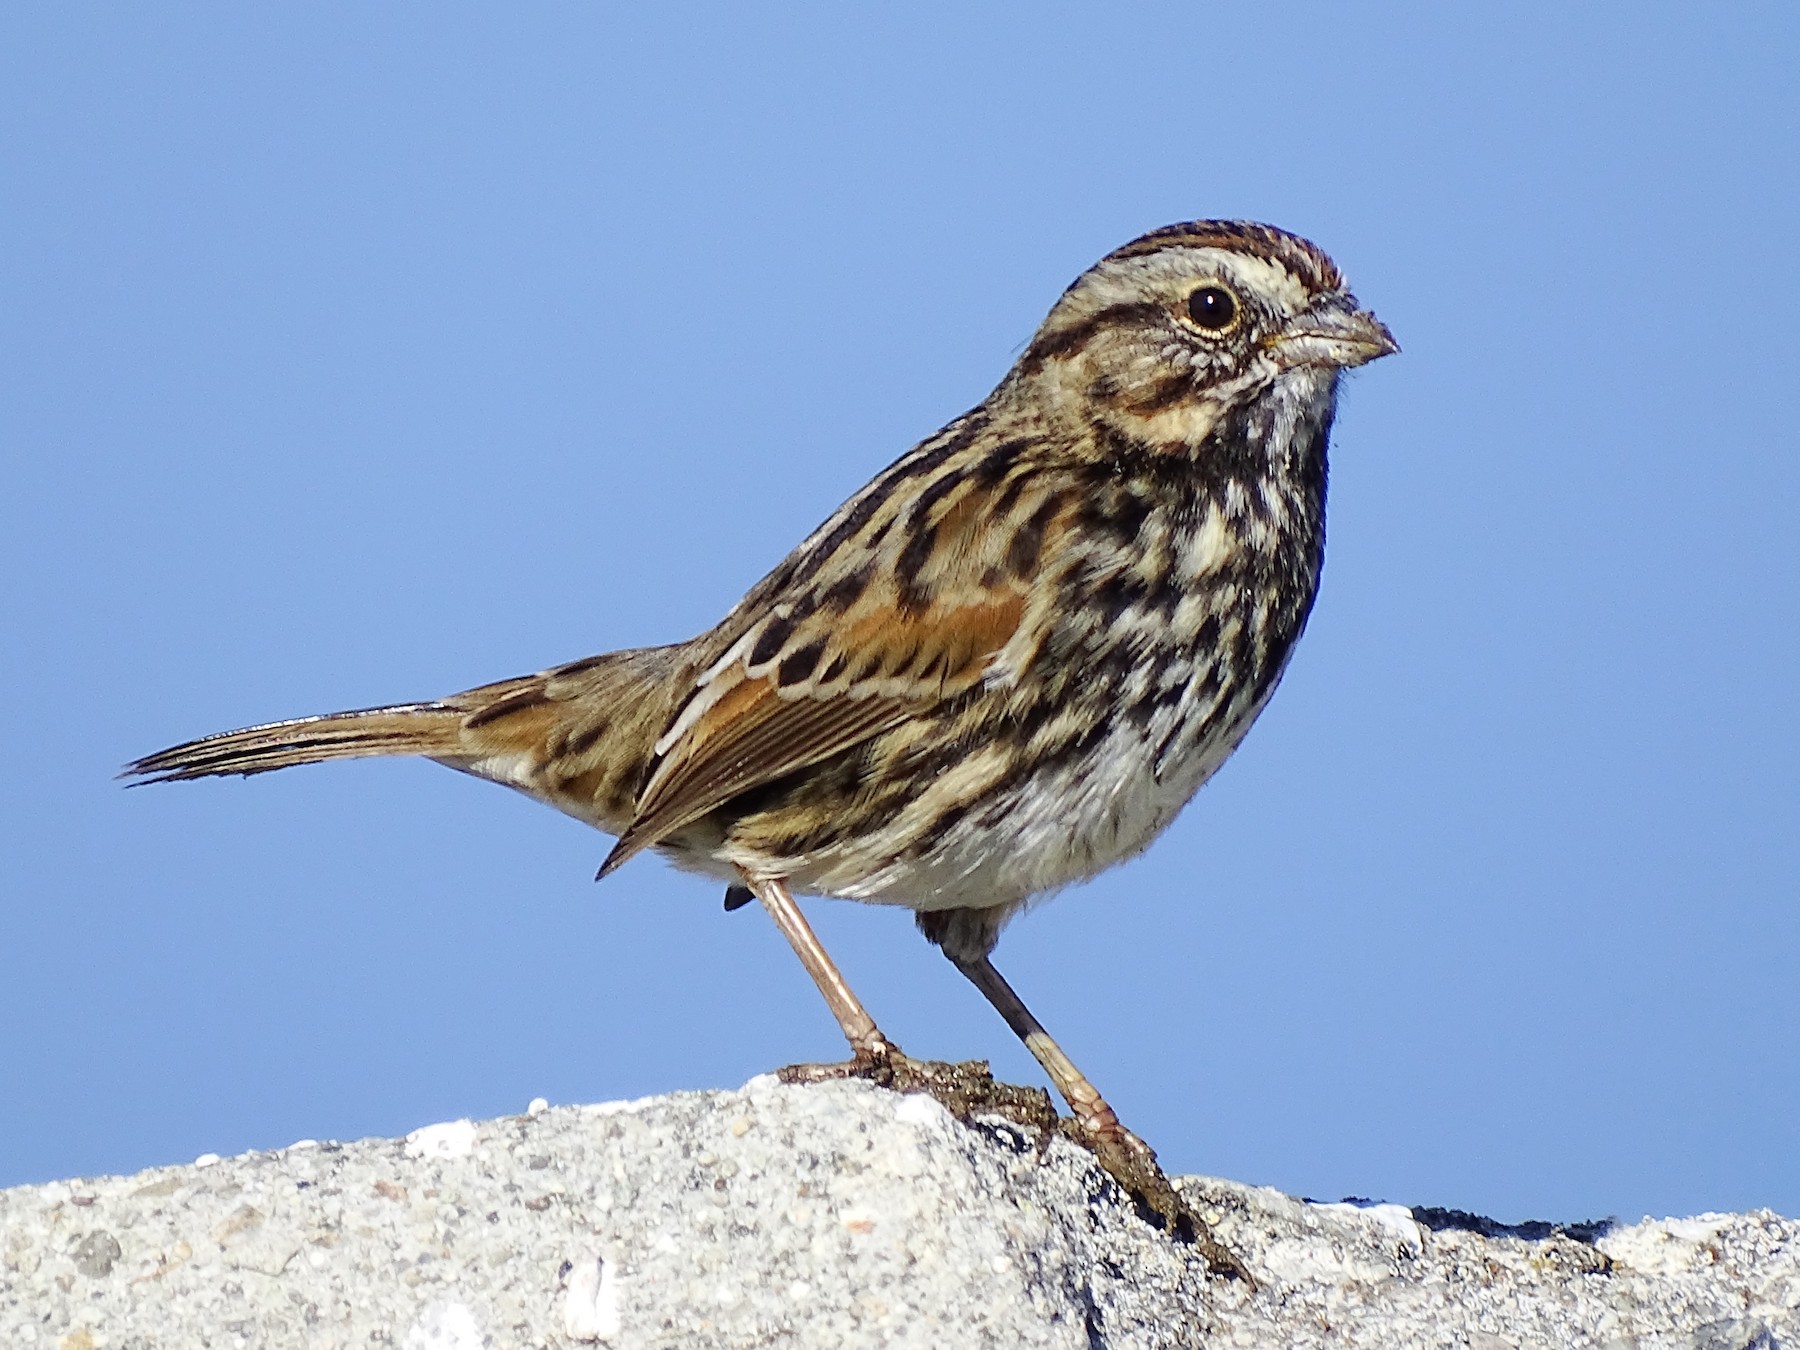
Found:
1270,299 -> 1399,371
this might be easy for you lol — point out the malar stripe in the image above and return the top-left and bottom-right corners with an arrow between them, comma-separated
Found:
1117,373 -> 1200,415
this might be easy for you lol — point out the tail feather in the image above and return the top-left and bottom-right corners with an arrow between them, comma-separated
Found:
126,645 -> 693,844
123,703 -> 467,784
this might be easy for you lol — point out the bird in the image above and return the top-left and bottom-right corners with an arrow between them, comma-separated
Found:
127,219 -> 1395,1273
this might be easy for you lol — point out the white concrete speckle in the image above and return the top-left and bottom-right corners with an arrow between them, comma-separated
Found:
893,1092 -> 953,1129
1314,1200 -> 1426,1255
562,1251 -> 621,1341
1601,1212 -> 1738,1276
580,1094 -> 661,1118
404,1118 -> 478,1159
403,1299 -> 487,1349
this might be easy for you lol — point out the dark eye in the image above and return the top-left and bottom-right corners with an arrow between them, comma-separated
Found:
1185,285 -> 1239,331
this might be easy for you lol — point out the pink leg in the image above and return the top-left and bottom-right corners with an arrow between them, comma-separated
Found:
742,873 -> 896,1060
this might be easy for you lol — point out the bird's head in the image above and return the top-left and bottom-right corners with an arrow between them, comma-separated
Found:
1014,220 -> 1396,450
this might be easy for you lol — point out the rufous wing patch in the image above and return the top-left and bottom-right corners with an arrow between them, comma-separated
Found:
596,589 -> 1028,876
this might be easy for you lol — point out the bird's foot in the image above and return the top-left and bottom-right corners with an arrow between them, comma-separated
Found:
777,1047 -> 1061,1138
1062,1117 -> 1256,1288
778,1049 -> 1253,1286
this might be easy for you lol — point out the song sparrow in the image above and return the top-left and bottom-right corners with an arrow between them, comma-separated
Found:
129,220 -> 1395,1275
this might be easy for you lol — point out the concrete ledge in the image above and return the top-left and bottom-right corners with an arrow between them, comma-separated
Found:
2,1078 -> 1794,1348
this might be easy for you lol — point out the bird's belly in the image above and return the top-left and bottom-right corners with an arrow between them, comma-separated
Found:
781,685 -> 1272,913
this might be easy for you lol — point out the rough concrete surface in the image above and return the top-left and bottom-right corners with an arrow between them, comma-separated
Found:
2,1077 -> 1794,1348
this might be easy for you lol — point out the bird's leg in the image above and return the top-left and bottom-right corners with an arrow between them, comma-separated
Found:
946,951 -> 1128,1143
739,873 -> 897,1064
944,947 -> 1255,1284
745,876 -> 1060,1131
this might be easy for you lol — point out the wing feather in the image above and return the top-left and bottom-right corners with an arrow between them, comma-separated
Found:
597,446 -> 1072,877
600,682 -> 913,871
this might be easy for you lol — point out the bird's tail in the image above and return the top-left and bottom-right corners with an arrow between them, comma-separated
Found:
123,702 -> 470,783
124,647 -> 691,838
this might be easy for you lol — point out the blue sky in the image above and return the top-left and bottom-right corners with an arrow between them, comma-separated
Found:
3,4 -> 1796,1225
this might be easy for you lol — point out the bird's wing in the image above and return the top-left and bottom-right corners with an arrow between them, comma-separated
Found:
597,449 -> 1069,876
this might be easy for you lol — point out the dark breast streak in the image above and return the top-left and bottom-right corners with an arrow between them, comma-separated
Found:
988,438 -> 1324,798
702,406 -> 1329,870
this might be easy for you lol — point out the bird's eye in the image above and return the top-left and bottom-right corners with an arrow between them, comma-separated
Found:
1185,285 -> 1239,332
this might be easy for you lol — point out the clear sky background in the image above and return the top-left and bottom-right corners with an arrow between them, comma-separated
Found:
3,5 -> 1795,1226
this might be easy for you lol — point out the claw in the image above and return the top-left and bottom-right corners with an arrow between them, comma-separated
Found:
779,1055 -> 1256,1287
1069,1118 -> 1257,1289
777,1053 -> 1060,1137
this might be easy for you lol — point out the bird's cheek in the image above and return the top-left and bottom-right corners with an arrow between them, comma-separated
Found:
1126,398 -> 1224,448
